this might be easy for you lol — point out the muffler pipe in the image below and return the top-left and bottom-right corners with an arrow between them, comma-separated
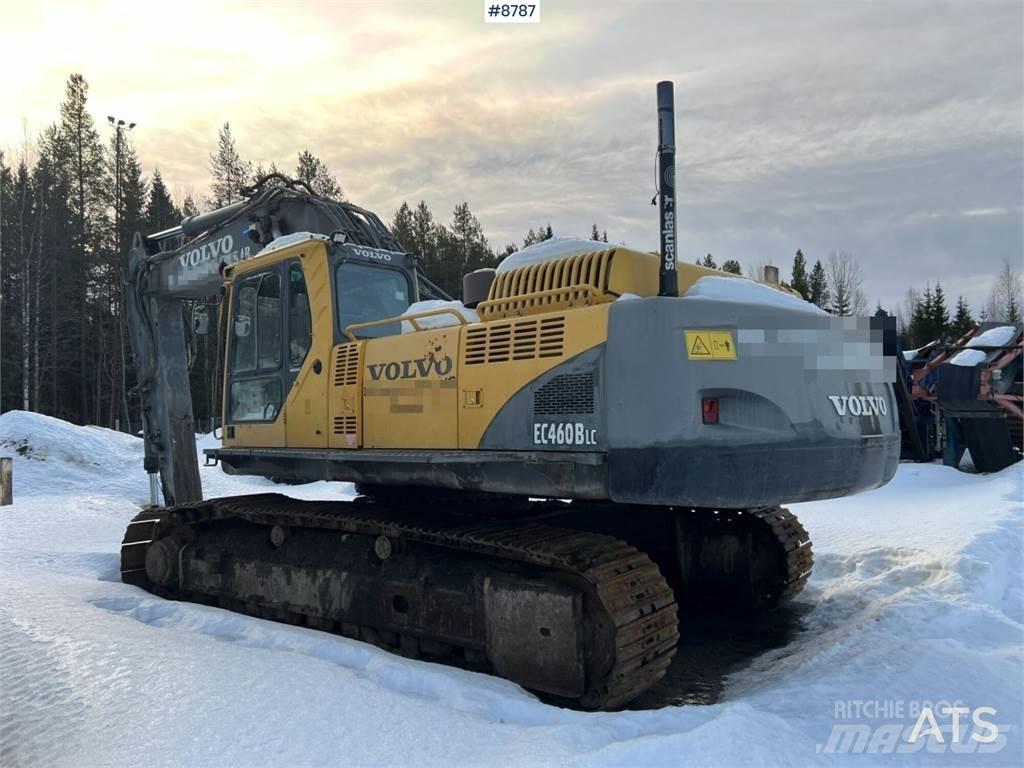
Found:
656,81 -> 678,297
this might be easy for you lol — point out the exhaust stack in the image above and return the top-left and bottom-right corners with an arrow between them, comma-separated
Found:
657,81 -> 678,297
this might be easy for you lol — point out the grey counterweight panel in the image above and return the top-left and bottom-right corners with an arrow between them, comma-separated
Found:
605,297 -> 900,507
479,346 -> 607,452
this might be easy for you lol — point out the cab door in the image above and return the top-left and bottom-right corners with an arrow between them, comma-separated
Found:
284,255 -> 331,448
224,265 -> 287,447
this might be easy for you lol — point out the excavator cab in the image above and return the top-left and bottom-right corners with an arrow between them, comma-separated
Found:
219,238 -> 420,450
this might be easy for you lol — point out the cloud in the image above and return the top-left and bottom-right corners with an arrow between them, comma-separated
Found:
1,0 -> 1020,313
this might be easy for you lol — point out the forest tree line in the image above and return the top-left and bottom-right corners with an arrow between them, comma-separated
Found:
1,74 -> 1021,431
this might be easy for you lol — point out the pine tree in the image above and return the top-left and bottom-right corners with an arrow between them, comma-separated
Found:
208,123 -> 252,208
542,224 -> 553,241
252,162 -> 285,189
144,169 -> 182,233
390,202 -> 414,251
447,201 -> 496,293
950,296 -> 974,338
411,200 -> 442,285
701,254 -> 717,269
295,150 -> 343,199
790,249 -> 809,299
809,260 -> 828,309
721,259 -> 741,275
52,74 -> 110,423
590,223 -> 600,241
601,229 -> 608,243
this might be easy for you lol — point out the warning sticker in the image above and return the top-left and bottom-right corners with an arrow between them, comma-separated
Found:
684,330 -> 737,360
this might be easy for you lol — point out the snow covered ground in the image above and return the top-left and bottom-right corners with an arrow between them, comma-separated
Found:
1,410 -> 1021,767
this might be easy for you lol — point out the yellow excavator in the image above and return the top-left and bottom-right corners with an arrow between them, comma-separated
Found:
122,82 -> 899,708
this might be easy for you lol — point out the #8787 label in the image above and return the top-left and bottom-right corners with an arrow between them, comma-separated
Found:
484,2 -> 540,23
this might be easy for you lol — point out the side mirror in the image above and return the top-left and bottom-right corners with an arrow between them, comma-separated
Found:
192,304 -> 212,335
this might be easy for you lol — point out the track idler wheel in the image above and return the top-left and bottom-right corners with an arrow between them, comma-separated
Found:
675,506 -> 813,610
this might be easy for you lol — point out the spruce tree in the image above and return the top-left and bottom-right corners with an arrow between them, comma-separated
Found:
1008,292 -> 1021,324
181,192 -> 199,219
721,259 -> 742,275
808,260 -> 828,309
144,169 -> 182,233
912,285 -> 935,346
791,249 -> 809,298
930,282 -> 950,339
590,223 -> 600,241
950,296 -> 974,337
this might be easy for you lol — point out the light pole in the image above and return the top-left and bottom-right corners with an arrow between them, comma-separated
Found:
107,116 -> 136,254
107,116 -> 136,433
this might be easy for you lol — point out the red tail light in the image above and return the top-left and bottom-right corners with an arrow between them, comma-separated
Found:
702,397 -> 719,425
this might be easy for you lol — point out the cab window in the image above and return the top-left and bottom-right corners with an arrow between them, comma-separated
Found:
336,262 -> 411,338
229,270 -> 283,422
288,264 -> 311,367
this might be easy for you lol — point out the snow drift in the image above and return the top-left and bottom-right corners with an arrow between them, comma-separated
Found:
683,276 -> 826,315
0,410 -> 1020,766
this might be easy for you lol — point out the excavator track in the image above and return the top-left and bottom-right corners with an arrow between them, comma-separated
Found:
674,505 -> 813,609
120,494 -> 679,710
750,506 -> 814,605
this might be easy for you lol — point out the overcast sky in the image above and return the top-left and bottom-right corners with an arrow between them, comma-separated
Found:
2,0 -> 1021,315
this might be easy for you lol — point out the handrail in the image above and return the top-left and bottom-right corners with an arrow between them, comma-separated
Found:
344,307 -> 469,342
477,283 -> 602,317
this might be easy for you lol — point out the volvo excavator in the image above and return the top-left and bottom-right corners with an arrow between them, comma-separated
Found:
121,82 -> 900,709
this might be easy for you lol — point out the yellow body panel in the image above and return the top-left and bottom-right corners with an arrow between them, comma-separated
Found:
361,329 -> 460,449
457,304 -> 609,449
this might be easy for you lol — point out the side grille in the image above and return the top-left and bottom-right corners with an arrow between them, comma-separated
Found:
533,372 -> 595,415
334,343 -> 360,386
332,415 -> 357,436
465,316 -> 565,365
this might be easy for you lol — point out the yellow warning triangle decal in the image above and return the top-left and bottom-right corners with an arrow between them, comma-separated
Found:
690,336 -> 711,356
